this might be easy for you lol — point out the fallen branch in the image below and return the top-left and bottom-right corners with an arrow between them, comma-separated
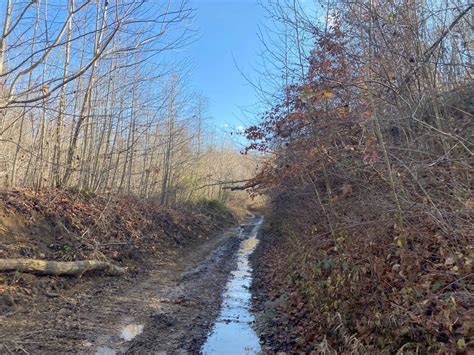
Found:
223,180 -> 261,191
195,179 -> 252,190
0,259 -> 126,276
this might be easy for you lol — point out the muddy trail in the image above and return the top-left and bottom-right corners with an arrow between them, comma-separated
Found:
1,214 -> 264,354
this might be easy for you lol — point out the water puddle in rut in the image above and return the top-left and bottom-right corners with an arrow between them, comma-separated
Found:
120,323 -> 144,341
95,323 -> 144,354
202,216 -> 263,355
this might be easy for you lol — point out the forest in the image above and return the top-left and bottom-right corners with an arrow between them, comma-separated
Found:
0,0 -> 255,205
0,0 -> 472,354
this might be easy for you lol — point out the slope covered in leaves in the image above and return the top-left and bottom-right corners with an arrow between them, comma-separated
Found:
252,186 -> 472,352
0,188 -> 235,264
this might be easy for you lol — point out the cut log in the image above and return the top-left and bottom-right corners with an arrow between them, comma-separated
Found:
0,259 -> 126,276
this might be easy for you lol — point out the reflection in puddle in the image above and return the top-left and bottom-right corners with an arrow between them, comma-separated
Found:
95,346 -> 117,355
95,323 -> 144,355
202,216 -> 263,355
121,323 -> 144,341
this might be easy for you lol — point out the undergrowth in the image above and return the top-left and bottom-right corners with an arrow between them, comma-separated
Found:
253,200 -> 472,353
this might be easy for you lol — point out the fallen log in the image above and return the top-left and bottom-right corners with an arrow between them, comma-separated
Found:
0,259 -> 126,276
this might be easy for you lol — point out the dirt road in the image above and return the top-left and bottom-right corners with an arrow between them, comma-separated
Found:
1,215 -> 263,354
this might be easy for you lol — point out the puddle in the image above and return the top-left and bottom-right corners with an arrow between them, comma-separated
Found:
120,323 -> 144,341
202,216 -> 263,355
95,323 -> 144,355
95,346 -> 117,355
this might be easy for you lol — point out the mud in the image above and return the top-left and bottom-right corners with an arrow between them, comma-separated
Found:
0,214 -> 262,354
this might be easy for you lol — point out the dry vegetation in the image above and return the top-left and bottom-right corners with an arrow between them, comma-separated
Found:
246,0 -> 473,352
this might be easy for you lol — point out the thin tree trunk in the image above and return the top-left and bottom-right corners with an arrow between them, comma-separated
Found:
62,0 -> 108,187
52,0 -> 74,187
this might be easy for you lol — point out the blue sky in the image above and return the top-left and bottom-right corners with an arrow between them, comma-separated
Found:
186,0 -> 266,133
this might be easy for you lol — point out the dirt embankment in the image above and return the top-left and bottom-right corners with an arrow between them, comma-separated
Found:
0,188 -> 237,353
0,189 -> 235,263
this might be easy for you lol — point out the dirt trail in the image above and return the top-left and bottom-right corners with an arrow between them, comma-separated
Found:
1,214 -> 261,354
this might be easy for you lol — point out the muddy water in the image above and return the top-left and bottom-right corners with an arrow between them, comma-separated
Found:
120,323 -> 144,341
95,323 -> 144,354
202,216 -> 263,355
